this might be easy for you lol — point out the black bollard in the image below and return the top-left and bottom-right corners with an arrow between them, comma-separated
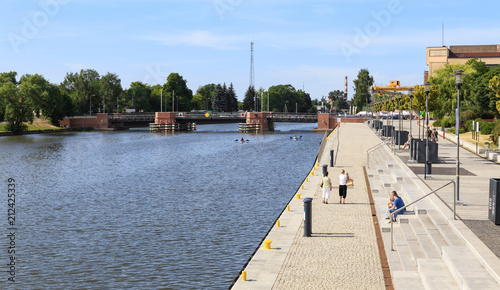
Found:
425,162 -> 432,175
322,164 -> 328,176
330,150 -> 334,167
303,198 -> 312,237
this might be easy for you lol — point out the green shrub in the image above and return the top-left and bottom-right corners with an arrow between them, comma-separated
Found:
480,121 -> 496,135
465,120 -> 473,132
461,110 -> 476,122
432,119 -> 441,127
459,128 -> 466,134
490,121 -> 500,145
442,117 -> 455,128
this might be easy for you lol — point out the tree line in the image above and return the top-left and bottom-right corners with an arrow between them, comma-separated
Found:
0,69 -> 331,133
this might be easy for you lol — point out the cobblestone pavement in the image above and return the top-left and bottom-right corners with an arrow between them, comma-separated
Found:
272,123 -> 385,289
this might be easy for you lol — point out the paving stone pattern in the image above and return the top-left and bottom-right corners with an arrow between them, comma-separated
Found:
272,123 -> 385,289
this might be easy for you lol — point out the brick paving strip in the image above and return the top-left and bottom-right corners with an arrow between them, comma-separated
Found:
232,123 -> 387,289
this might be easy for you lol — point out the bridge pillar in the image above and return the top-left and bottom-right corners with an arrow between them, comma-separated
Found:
155,112 -> 177,125
318,113 -> 334,130
246,112 -> 271,131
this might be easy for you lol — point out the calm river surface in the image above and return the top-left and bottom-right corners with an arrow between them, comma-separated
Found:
0,122 -> 322,289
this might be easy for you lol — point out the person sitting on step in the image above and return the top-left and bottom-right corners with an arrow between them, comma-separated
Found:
385,191 -> 405,222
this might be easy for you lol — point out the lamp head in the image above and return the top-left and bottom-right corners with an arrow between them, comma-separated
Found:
424,81 -> 431,94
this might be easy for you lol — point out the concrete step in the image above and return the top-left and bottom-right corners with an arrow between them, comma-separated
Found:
380,174 -> 397,188
391,168 -> 406,181
400,220 -> 427,263
393,225 -> 417,271
417,259 -> 459,290
392,271 -> 425,289
442,246 -> 500,290
426,209 -> 464,247
409,219 -> 441,259
418,215 -> 449,254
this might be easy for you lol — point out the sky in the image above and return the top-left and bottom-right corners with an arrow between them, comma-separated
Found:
1,0 -> 500,102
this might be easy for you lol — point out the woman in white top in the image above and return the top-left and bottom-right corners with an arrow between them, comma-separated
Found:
339,169 -> 349,204
320,171 -> 333,204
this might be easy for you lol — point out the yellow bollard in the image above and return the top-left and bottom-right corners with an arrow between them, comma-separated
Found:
306,177 -> 308,182
263,240 -> 272,250
316,162 -> 319,167
310,171 -> 314,176
287,205 -> 290,211
242,271 -> 247,281
276,220 -> 280,227
296,193 -> 301,199
301,184 -> 304,190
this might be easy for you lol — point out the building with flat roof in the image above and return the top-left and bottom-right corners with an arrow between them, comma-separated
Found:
426,45 -> 500,78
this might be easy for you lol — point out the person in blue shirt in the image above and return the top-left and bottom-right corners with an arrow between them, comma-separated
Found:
386,191 -> 405,222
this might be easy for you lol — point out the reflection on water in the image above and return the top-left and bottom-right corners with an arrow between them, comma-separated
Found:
0,123 -> 322,289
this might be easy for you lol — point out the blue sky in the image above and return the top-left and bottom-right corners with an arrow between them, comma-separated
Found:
1,0 -> 500,101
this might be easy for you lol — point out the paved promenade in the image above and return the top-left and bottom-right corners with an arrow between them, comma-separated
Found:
232,123 -> 386,289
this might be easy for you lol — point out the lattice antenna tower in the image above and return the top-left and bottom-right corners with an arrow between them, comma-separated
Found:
249,42 -> 255,89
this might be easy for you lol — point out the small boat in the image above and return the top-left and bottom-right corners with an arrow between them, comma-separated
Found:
290,136 -> 302,141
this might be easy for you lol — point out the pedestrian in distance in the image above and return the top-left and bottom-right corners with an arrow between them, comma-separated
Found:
320,171 -> 333,204
431,128 -> 439,143
339,169 -> 349,204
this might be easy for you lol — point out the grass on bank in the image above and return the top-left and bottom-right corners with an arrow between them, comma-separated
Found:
457,131 -> 498,149
0,119 -> 64,132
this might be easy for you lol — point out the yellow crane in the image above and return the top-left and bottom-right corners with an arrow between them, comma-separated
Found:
371,81 -> 416,93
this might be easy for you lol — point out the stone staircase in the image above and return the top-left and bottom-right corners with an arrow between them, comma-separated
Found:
367,140 -> 500,289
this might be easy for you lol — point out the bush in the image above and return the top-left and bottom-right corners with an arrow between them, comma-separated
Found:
442,117 -> 455,128
480,121 -> 497,135
461,110 -> 476,122
490,121 -> 500,145
459,128 -> 466,134
465,120 -> 473,132
432,119 -> 441,127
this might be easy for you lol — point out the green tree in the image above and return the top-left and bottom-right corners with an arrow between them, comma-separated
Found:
328,90 -> 344,103
150,84 -> 164,112
489,75 -> 500,116
334,96 -> 349,113
196,84 -> 216,111
243,85 -> 255,111
191,93 -> 205,110
352,69 -> 374,112
127,82 -> 151,112
0,72 -> 18,121
100,73 -> 122,113
163,73 -> 193,112
212,83 -> 225,112
268,84 -> 299,112
227,83 -> 238,112
0,74 -> 46,133
61,69 -> 100,115
44,84 -> 74,125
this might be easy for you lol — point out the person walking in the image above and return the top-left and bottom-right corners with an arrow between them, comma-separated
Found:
339,169 -> 349,204
320,171 -> 332,204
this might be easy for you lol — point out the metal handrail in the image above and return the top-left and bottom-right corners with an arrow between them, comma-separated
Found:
366,142 -> 385,168
390,180 -> 456,251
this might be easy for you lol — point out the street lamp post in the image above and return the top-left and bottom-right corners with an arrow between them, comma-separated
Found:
451,70 -> 466,202
391,95 -> 395,153
424,82 -> 431,179
397,94 -> 401,151
408,89 -> 414,162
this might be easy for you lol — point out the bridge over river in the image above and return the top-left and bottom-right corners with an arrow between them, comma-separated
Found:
60,112 -> 366,131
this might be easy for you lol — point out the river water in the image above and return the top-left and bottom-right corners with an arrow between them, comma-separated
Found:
0,122 -> 322,289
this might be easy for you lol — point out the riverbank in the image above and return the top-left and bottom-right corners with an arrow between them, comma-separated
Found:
232,123 -> 386,289
0,119 -> 69,136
